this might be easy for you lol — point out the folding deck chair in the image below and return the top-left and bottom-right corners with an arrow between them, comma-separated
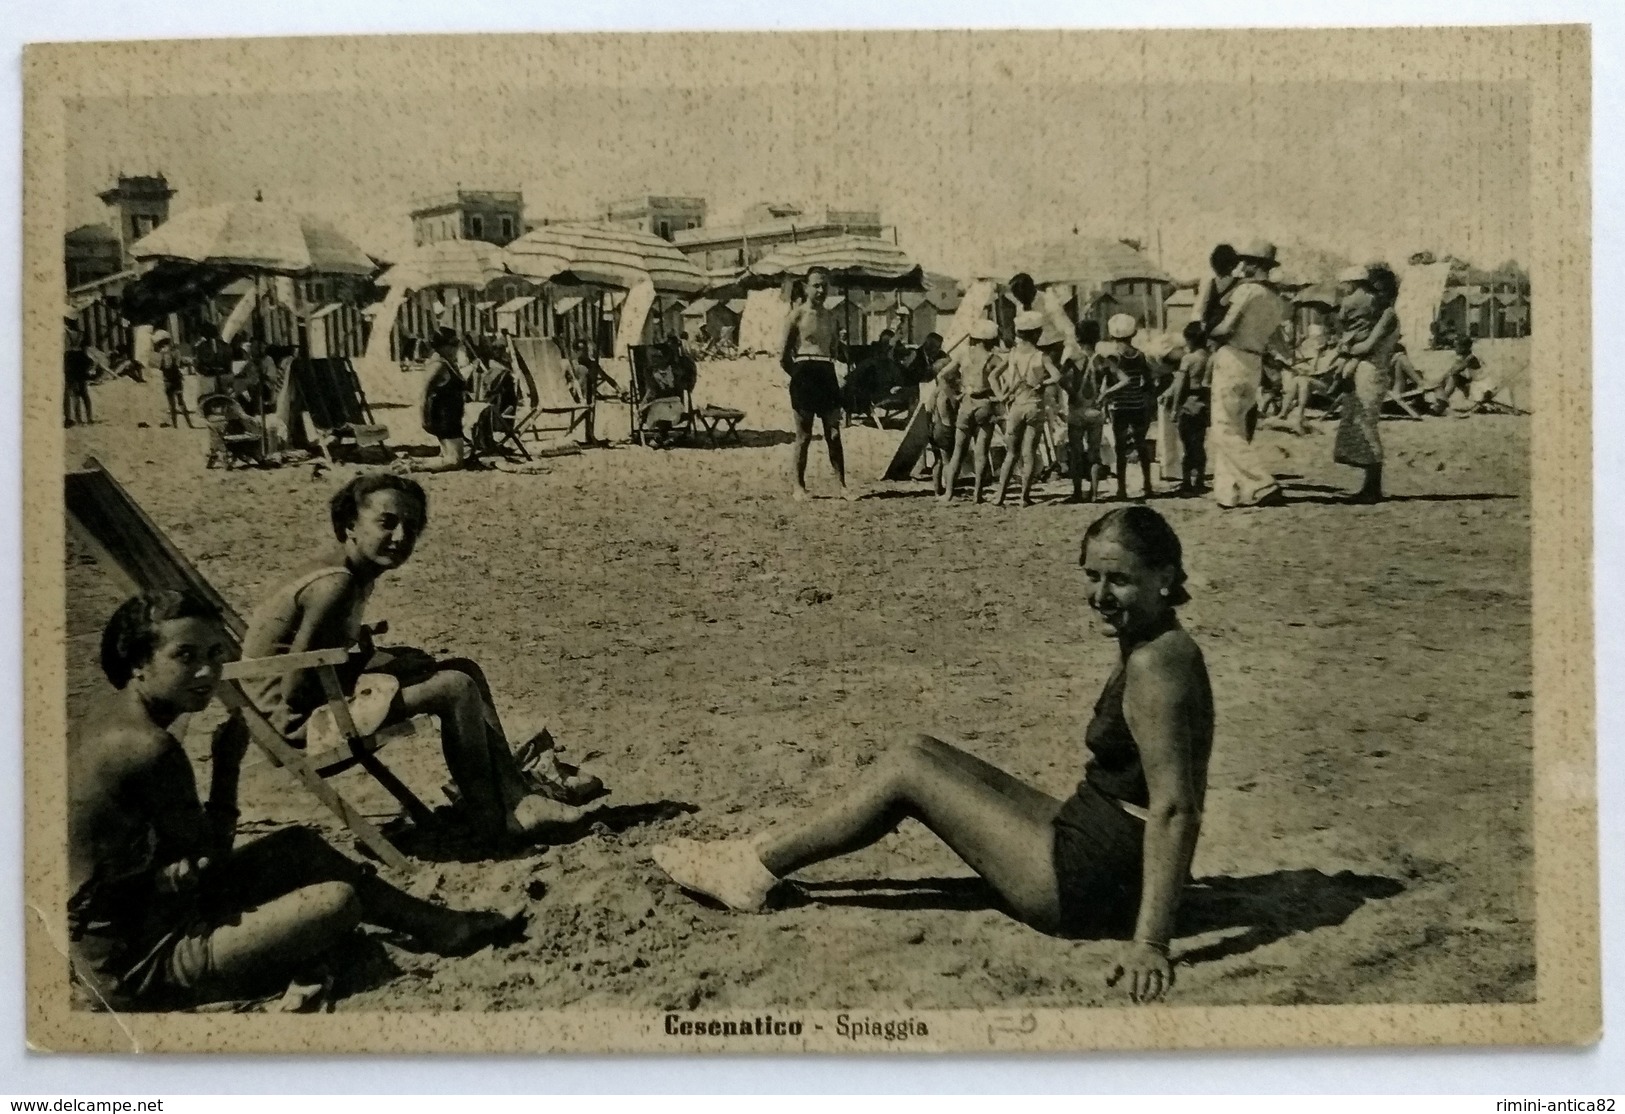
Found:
198,394 -> 268,469
507,337 -> 593,444
64,457 -> 433,872
290,356 -> 392,463
627,344 -> 696,448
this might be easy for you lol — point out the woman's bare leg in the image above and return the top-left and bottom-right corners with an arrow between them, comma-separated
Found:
972,428 -> 993,503
754,735 -> 1065,928
994,424 -> 1021,505
398,672 -> 581,837
204,827 -> 515,990
940,427 -> 969,502
1018,425 -> 1040,506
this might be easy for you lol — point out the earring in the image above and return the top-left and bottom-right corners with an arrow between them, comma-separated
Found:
1159,587 -> 1170,598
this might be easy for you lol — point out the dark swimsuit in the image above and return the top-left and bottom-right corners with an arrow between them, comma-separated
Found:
1051,665 -> 1151,936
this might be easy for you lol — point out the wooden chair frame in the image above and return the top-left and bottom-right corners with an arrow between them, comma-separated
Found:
65,458 -> 432,872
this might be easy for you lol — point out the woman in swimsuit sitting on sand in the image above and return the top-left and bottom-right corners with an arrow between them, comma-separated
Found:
69,590 -> 521,1011
239,473 -> 598,845
653,506 -> 1214,1003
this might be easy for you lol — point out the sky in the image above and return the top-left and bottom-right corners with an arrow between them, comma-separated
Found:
64,78 -> 1529,281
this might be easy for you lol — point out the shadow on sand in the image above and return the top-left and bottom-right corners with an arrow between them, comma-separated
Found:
785,868 -> 1404,968
383,799 -> 699,864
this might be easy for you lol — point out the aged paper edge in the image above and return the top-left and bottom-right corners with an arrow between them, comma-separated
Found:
19,25 -> 1599,1054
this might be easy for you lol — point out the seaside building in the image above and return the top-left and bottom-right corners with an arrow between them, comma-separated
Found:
603,195 -> 708,242
64,173 -> 175,287
672,201 -> 886,275
409,189 -> 525,247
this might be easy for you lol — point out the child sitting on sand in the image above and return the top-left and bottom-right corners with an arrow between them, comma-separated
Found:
238,473 -> 601,845
1432,336 -> 1483,414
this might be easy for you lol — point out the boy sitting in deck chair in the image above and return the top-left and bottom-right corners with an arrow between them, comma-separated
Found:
239,473 -> 603,846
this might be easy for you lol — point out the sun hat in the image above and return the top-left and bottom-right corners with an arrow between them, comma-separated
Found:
1236,239 -> 1280,268
1336,265 -> 1371,284
1014,310 -> 1045,333
970,319 -> 999,341
151,329 -> 172,346
1107,313 -> 1138,340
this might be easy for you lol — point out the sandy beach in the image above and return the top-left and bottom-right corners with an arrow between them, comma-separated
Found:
63,342 -> 1533,1012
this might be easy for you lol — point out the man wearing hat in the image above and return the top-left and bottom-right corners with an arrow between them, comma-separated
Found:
1204,239 -> 1288,508
938,318 -> 1005,504
417,327 -> 469,471
992,309 -> 1062,507
153,330 -> 195,429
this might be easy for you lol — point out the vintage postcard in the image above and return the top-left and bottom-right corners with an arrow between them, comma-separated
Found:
22,25 -> 1596,1053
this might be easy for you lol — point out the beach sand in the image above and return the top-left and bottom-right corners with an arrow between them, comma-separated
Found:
62,341 -> 1533,1011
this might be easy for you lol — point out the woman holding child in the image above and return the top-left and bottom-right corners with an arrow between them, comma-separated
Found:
1330,263 -> 1401,502
654,506 -> 1214,1003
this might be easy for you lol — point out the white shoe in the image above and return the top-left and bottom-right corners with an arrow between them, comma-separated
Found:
651,838 -> 779,913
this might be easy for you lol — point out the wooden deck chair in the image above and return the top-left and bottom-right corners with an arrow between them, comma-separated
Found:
198,393 -> 268,469
292,356 -> 392,462
64,457 -> 432,872
507,337 -> 592,443
627,344 -> 696,448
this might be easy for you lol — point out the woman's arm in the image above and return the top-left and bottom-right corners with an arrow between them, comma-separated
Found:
1344,308 -> 1398,357
1207,284 -> 1251,343
279,574 -> 358,714
1109,642 -> 1204,1002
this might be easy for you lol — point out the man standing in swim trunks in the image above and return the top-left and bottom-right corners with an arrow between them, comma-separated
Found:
780,266 -> 853,501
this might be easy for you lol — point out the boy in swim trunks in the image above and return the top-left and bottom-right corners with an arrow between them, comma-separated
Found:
993,311 -> 1061,507
938,319 -> 1005,504
927,352 -> 962,496
1062,318 -> 1106,503
779,266 -> 853,501
1097,314 -> 1158,502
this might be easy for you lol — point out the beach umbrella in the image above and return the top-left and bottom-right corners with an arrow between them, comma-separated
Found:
505,222 -> 707,294
375,239 -> 510,291
742,235 -> 924,291
981,235 -> 1173,290
130,199 -> 376,276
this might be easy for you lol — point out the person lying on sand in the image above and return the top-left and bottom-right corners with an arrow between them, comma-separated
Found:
238,473 -> 600,844
69,589 -> 522,1012
654,507 -> 1213,1004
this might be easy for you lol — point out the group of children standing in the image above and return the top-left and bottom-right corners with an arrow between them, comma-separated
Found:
926,307 -> 1209,508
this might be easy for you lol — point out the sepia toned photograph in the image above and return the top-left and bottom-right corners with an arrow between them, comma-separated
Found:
21,24 -> 1597,1053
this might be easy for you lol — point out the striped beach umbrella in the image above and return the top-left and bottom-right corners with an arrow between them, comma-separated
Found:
505,222 -> 707,294
742,235 -> 924,291
130,199 -> 375,276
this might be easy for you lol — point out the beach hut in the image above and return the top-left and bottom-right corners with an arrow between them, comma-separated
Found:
682,296 -> 743,346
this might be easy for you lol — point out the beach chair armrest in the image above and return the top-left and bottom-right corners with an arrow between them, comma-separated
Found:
221,647 -> 351,680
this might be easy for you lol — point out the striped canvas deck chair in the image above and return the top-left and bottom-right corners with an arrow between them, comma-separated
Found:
507,337 -> 592,444
64,457 -> 432,872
